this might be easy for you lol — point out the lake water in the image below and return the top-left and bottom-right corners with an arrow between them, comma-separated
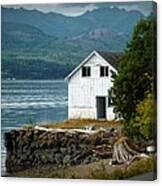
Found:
1,80 -> 68,174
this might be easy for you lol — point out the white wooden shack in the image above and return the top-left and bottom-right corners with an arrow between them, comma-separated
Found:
65,50 -> 121,120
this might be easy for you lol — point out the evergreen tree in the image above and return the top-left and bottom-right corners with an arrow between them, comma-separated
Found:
112,16 -> 156,123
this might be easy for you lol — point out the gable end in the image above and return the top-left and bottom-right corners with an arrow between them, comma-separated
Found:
65,50 -> 122,81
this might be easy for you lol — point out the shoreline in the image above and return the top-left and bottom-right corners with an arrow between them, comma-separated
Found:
2,120 -> 156,180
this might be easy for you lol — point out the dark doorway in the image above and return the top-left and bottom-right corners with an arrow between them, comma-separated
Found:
96,97 -> 106,119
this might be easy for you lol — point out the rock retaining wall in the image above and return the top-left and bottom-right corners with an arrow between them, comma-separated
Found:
5,128 -> 118,172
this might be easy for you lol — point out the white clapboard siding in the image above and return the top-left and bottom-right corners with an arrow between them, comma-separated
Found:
66,50 -> 118,120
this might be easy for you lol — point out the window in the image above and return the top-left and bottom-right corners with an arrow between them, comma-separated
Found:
110,70 -> 116,78
100,66 -> 109,77
118,113 -> 122,118
82,66 -> 91,77
115,113 -> 118,120
115,113 -> 122,120
108,96 -> 114,107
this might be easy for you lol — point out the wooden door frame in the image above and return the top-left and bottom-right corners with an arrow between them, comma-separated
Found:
96,96 -> 106,119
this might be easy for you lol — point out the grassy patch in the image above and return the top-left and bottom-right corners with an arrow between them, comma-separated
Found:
7,157 -> 155,180
90,157 -> 155,180
40,119 -> 122,129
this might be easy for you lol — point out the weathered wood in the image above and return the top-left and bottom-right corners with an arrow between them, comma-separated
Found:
110,137 -> 149,166
66,50 -> 118,120
5,127 -> 118,172
34,125 -> 106,134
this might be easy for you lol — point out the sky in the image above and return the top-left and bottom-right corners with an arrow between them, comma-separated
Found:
5,1 -> 154,17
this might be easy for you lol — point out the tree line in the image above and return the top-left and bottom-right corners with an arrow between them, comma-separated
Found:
2,59 -> 75,80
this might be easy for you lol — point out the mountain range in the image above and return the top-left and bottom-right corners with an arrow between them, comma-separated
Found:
1,6 -> 144,79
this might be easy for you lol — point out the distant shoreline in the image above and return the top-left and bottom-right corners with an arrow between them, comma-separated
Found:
2,79 -> 65,81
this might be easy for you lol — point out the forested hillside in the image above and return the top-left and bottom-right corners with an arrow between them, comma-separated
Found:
1,6 -> 144,79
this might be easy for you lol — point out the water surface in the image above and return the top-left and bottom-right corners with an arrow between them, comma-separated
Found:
1,80 -> 68,174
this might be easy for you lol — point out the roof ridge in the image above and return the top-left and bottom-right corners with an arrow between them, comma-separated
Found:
65,50 -> 123,80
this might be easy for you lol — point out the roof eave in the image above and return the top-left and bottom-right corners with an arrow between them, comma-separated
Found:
64,50 -> 97,81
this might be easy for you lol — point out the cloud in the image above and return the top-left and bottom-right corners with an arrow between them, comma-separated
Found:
117,2 -> 153,16
4,1 -> 153,17
5,3 -> 98,17
52,3 -> 98,16
97,1 -> 153,16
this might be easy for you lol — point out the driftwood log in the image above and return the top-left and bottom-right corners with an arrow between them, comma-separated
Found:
109,137 -> 149,166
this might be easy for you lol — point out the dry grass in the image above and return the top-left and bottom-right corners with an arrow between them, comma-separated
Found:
40,119 -> 122,129
7,157 -> 155,179
6,159 -> 112,178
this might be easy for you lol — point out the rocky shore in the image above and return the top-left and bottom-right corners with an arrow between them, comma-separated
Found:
5,127 -> 119,173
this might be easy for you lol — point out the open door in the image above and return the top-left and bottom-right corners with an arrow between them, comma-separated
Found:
96,97 -> 106,119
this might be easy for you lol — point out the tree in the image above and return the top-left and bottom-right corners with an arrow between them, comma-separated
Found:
112,16 -> 156,123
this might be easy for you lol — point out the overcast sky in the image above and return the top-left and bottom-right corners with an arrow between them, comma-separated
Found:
5,1 -> 153,17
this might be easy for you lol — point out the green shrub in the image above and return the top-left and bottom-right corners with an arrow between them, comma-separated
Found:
132,93 -> 155,140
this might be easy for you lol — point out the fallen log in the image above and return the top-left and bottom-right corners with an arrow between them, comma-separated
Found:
34,125 -> 106,134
